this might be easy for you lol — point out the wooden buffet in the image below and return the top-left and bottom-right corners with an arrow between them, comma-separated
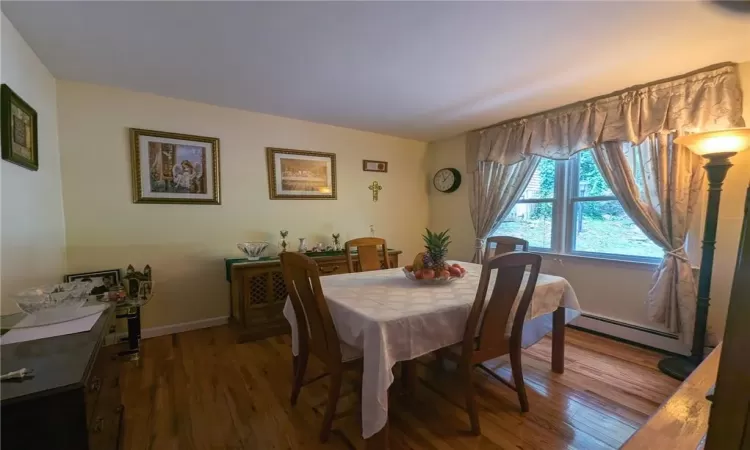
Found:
621,344 -> 721,450
1,304 -> 123,450
226,250 -> 401,343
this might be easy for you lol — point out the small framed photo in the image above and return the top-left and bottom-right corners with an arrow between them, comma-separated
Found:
130,128 -> 221,205
266,147 -> 337,200
1,84 -> 39,171
65,269 -> 121,289
363,160 -> 388,173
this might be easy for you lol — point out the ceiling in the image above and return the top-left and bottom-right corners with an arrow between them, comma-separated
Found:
3,1 -> 750,142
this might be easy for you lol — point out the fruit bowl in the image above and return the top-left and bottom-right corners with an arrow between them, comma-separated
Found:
237,242 -> 269,260
402,265 -> 466,285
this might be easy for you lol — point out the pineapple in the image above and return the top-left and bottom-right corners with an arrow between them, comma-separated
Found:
421,228 -> 451,270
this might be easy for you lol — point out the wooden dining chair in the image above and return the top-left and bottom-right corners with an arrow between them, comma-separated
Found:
484,236 -> 529,260
344,237 -> 391,272
443,251 -> 542,435
280,252 -> 363,442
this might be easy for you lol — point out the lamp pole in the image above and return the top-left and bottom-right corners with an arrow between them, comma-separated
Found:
658,153 -> 733,380
657,128 -> 750,381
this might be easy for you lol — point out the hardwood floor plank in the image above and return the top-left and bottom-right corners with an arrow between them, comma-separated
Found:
120,327 -> 678,450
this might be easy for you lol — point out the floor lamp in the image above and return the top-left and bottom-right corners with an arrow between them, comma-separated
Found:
659,127 -> 750,381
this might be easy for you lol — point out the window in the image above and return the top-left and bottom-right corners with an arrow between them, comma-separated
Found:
493,149 -> 663,261
495,158 -> 556,249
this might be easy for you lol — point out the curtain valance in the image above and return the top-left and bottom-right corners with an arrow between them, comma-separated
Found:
467,63 -> 745,170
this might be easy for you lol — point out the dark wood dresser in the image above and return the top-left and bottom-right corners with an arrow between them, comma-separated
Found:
226,249 -> 401,343
1,304 -> 123,450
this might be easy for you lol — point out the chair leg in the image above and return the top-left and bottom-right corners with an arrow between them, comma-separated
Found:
509,347 -> 529,413
291,351 -> 308,406
462,363 -> 481,435
319,370 -> 342,443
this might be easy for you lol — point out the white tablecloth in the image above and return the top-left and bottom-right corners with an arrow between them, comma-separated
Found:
282,261 -> 581,438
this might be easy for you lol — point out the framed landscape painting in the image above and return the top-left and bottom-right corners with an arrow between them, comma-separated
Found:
1,84 -> 39,171
130,128 -> 221,204
266,147 -> 337,200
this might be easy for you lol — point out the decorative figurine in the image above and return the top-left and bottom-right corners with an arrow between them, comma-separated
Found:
369,180 -> 382,202
298,237 -> 308,252
279,229 -> 289,253
332,233 -> 341,251
370,224 -> 375,237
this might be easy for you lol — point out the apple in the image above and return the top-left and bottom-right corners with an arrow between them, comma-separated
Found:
414,269 -> 424,280
459,267 -> 467,275
439,270 -> 451,279
422,269 -> 435,280
452,263 -> 461,268
448,266 -> 462,277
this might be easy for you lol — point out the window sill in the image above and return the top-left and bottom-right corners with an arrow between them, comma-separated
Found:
530,249 -> 663,271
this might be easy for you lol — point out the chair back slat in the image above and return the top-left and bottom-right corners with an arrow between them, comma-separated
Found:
484,236 -> 529,261
462,252 -> 542,355
344,237 -> 391,272
280,252 -> 342,365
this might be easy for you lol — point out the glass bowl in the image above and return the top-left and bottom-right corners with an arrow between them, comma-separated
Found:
15,281 -> 93,315
237,242 -> 269,260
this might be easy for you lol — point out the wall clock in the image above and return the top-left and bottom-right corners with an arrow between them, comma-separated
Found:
433,168 -> 461,193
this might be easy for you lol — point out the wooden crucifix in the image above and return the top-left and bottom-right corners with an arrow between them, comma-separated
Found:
369,181 -> 382,202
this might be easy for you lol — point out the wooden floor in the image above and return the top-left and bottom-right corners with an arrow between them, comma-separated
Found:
120,326 -> 680,450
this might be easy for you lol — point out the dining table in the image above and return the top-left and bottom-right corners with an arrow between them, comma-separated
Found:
282,261 -> 582,449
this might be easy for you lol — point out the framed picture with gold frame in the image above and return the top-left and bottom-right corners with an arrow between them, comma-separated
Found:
130,128 -> 221,204
266,147 -> 337,200
1,84 -> 39,171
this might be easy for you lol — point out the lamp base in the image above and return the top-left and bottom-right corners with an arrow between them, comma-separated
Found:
658,356 -> 698,381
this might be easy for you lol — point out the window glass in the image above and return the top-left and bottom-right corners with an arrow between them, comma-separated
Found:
519,157 -> 556,200
495,159 -> 555,249
572,200 -> 663,258
495,203 -> 553,249
497,150 -> 668,261
577,150 -> 613,197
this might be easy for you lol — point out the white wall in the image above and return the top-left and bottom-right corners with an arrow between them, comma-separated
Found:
56,81 -> 429,329
427,61 -> 750,350
0,13 -> 67,313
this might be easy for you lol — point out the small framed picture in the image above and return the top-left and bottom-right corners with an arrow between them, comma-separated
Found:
363,160 -> 388,173
266,147 -> 337,200
1,84 -> 39,171
130,128 -> 221,204
65,269 -> 121,289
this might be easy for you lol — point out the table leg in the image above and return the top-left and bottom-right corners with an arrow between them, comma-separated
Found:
552,307 -> 565,374
365,422 -> 389,450
401,360 -> 418,396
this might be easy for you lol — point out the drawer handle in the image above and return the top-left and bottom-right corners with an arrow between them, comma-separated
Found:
92,416 -> 105,433
319,265 -> 340,274
89,376 -> 102,393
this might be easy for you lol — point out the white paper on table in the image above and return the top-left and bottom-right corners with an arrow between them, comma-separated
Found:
0,305 -> 106,345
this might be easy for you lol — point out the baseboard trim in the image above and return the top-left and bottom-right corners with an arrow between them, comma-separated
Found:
579,312 -> 679,339
572,312 -> 689,356
568,325 -> 682,357
141,316 -> 229,339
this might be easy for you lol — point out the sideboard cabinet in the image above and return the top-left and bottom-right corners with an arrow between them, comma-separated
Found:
226,250 -> 401,343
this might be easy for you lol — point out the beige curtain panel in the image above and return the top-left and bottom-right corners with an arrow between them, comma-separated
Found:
469,158 -> 539,263
592,137 -> 704,344
465,62 -> 745,343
